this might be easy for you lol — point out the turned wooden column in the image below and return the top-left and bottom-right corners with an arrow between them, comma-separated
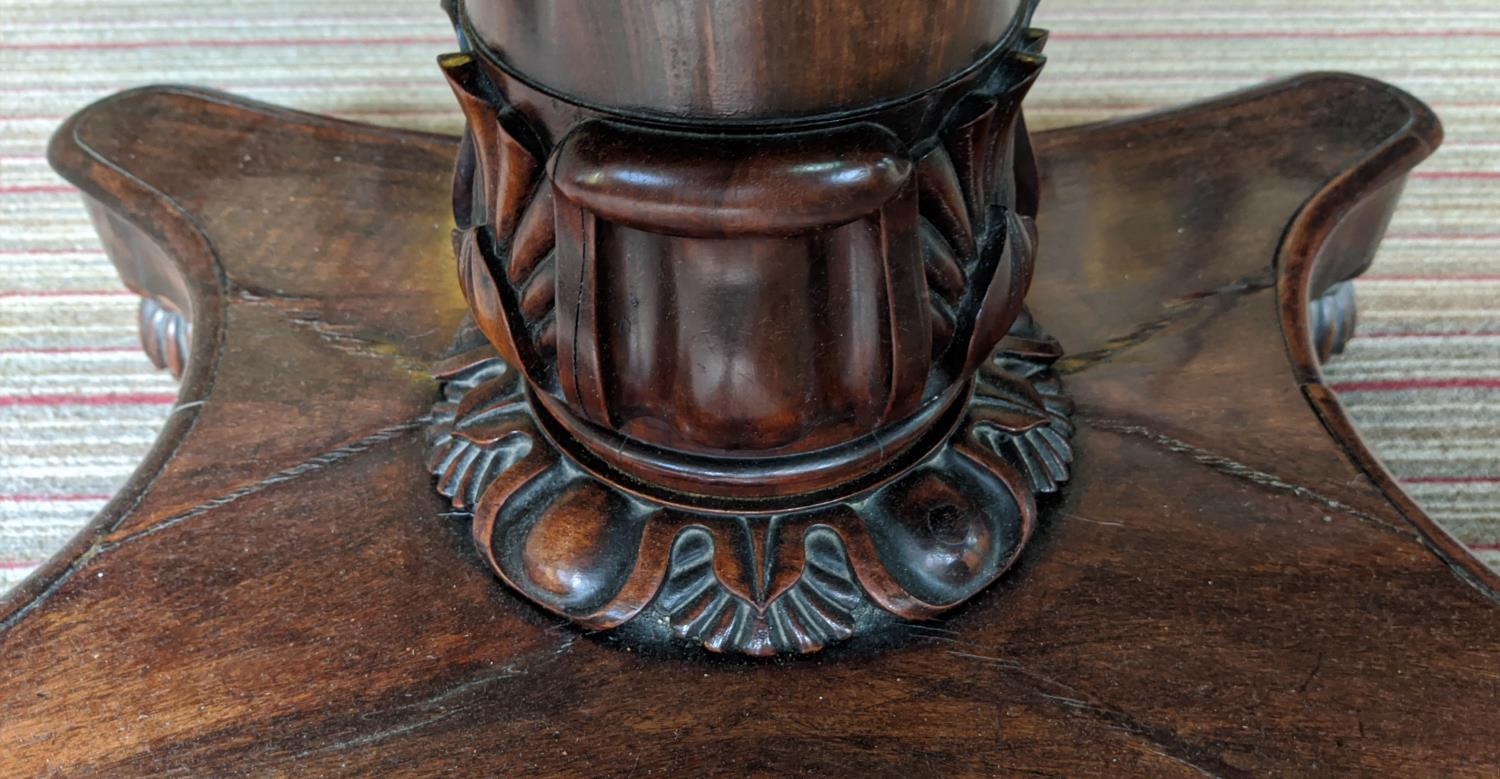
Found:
428,0 -> 1069,654
461,0 -> 1026,119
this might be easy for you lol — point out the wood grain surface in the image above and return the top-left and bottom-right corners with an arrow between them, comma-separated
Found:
460,0 -> 1027,119
1,74 -> 1496,776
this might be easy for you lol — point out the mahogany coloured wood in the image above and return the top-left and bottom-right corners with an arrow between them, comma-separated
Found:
435,9 -> 1063,654
459,0 -> 1029,119
2,75 -> 1497,774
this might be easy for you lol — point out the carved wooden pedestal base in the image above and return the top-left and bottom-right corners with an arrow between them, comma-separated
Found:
426,320 -> 1071,656
4,76 -> 1499,773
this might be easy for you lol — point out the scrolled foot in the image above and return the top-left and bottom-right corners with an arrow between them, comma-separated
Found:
137,296 -> 191,379
78,194 -> 196,380
1310,280 -> 1357,363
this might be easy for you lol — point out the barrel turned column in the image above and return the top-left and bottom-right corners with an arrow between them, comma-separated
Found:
426,0 -> 1073,655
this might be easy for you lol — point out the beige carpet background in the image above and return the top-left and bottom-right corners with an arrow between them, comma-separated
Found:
2,0 -> 1498,592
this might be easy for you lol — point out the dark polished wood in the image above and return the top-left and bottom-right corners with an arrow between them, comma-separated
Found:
2,74 -> 1496,773
460,0 -> 1028,119
435,6 -> 1063,653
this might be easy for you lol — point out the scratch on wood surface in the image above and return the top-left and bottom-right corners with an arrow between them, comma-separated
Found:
232,283 -> 320,305
1297,651 -> 1325,694
1088,417 -> 1413,539
107,417 -> 432,548
0,417 -> 429,636
1058,270 -> 1276,375
1059,511 -> 1125,528
289,638 -> 577,760
282,313 -> 437,379
949,650 -> 1234,778
290,710 -> 462,760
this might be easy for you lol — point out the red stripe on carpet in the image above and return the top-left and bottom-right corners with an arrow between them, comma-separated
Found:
1361,275 -> 1500,283
1405,477 -> 1500,485
0,393 -> 177,407
0,185 -> 76,195
1361,331 -> 1500,339
0,347 -> 142,355
4,15 -> 440,30
1331,379 -> 1500,393
0,249 -> 106,256
4,109 -> 457,122
0,494 -> 113,502
1,35 -> 452,51
1413,171 -> 1500,181
1386,233 -> 1500,242
0,79 -> 440,95
0,290 -> 132,299
1052,30 -> 1500,42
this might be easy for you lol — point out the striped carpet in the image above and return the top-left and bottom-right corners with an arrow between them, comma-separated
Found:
2,0 -> 1497,592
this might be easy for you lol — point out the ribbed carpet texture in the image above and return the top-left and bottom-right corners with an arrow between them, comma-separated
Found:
2,1 -> 1498,592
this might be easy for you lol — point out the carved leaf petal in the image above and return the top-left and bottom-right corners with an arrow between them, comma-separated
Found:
915,145 -> 975,260
969,348 -> 1075,495
508,180 -> 555,285
428,432 -> 531,511
766,527 -> 860,653
942,96 -> 1000,223
921,219 -> 967,302
491,108 -> 540,236
659,528 -> 764,653
655,523 -> 862,656
970,403 -> 1049,435
972,362 -> 1050,433
517,256 -> 556,322
455,227 -> 519,368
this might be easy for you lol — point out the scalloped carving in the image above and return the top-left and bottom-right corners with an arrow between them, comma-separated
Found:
1310,280 -> 1357,363
137,296 -> 190,379
426,323 -> 1071,655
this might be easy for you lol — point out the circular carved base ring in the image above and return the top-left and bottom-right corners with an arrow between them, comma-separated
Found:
427,318 -> 1073,656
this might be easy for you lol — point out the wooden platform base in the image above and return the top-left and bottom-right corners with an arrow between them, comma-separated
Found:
3,75 -> 1498,775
